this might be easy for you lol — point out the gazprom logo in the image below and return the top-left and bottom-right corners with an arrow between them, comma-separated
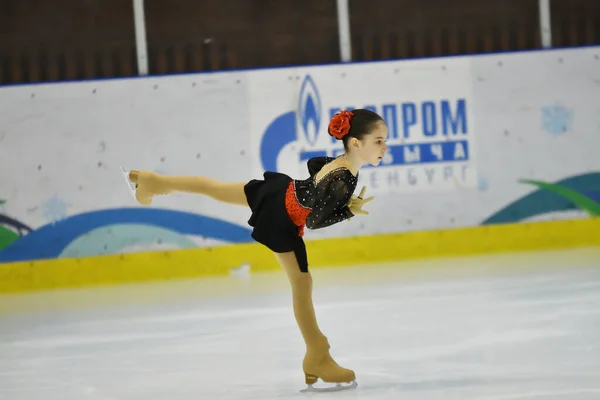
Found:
259,73 -> 470,174
259,74 -> 325,172
298,75 -> 322,146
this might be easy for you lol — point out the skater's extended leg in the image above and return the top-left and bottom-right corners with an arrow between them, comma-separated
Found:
128,170 -> 248,206
275,251 -> 355,385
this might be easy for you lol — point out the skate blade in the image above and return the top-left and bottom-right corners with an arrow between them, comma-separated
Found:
119,166 -> 137,200
300,380 -> 357,393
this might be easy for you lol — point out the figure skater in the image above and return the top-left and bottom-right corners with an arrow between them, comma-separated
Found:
122,109 -> 388,391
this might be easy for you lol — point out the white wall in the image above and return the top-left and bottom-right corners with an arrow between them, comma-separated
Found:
1,46 -> 599,262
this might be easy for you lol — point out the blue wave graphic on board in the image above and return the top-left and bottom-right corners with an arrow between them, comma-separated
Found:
59,224 -> 200,258
481,172 -> 600,224
0,208 -> 253,263
260,111 -> 297,172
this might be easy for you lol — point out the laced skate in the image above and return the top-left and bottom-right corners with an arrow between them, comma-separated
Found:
300,337 -> 358,393
300,376 -> 358,393
120,167 -> 171,205
120,166 -> 137,201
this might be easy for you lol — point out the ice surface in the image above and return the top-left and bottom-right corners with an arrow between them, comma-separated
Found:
1,247 -> 599,399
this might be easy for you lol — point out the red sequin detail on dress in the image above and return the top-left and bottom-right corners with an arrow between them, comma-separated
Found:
284,181 -> 311,237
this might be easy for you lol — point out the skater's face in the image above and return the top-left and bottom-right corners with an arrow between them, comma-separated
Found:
355,121 -> 388,166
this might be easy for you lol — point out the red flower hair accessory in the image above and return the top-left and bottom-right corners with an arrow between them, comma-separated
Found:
328,110 -> 354,140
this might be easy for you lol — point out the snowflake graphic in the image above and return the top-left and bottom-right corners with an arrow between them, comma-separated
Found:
541,104 -> 573,136
42,196 -> 68,223
478,177 -> 489,192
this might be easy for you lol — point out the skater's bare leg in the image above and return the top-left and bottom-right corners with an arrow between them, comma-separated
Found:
275,251 -> 355,384
129,170 -> 248,207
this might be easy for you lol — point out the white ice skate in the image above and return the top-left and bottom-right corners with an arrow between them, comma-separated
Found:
300,378 -> 358,393
120,166 -> 137,200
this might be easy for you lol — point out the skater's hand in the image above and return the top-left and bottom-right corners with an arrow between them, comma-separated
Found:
347,186 -> 373,216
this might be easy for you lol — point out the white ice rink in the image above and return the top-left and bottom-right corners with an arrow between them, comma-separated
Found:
1,247 -> 599,400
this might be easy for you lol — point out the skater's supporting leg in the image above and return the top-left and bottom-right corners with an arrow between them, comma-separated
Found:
275,251 -> 325,344
274,251 -> 355,384
129,170 -> 248,206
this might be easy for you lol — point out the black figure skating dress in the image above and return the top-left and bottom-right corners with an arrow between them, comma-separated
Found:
243,156 -> 358,272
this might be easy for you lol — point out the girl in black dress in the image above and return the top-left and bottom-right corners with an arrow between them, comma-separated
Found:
125,109 -> 388,391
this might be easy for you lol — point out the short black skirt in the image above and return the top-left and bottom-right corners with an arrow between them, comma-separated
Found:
244,171 -> 308,272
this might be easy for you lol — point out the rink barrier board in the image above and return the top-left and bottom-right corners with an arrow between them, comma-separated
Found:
0,217 -> 599,294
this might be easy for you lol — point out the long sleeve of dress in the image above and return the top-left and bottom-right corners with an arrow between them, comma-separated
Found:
305,176 -> 355,230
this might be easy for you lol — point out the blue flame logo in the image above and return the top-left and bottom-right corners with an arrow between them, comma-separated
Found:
298,75 -> 322,146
